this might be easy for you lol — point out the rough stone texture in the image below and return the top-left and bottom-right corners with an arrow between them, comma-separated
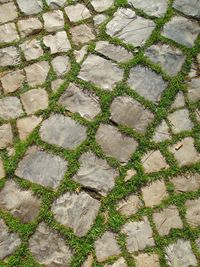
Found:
15,146 -> 67,189
128,65 -> 168,103
117,194 -> 142,216
0,218 -> 21,260
0,2 -> 18,24
0,97 -> 24,120
96,124 -> 138,163
187,77 -> 200,102
185,198 -> 200,228
168,109 -> 193,134
58,83 -> 101,120
141,150 -> 169,173
20,39 -> 43,61
74,45 -> 88,63
51,191 -> 100,237
51,55 -> 70,76
142,180 -> 168,207
173,0 -> 200,19
0,70 -> 25,94
162,16 -> 200,48
46,0 -> 66,9
43,10 -> 64,32
196,238 -> 200,251
153,206 -> 183,236
134,253 -> 160,267
124,169 -> 137,182
78,55 -> 123,91
0,158 -> 5,178
95,232 -> 121,262
106,8 -> 155,47
82,254 -> 93,267
152,120 -> 171,142
170,91 -> 185,109
165,239 -> 197,267
0,123 -> 13,149
110,96 -> 154,133
65,4 -> 91,22
43,31 -> 71,54
0,46 -> 20,67
105,257 -> 127,267
29,222 -> 73,267
16,0 -> 43,15
0,23 -> 19,44
40,114 -> 87,149
171,173 -> 200,193
93,14 -> 107,26
91,0 -> 114,12
145,44 -> 186,76
169,137 -> 200,167
51,78 -> 64,92
196,109 -> 200,122
122,217 -> 155,252
18,18 -> 43,38
70,24 -> 95,45
17,115 -> 42,140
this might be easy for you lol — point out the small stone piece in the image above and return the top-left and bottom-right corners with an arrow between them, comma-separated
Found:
43,10 -> 64,32
117,194 -> 141,216
29,222 -> 73,267
58,83 -> 101,120
0,70 -> 25,94
168,109 -> 193,134
15,146 -> 67,189
169,137 -> 200,167
20,39 -> 43,61
16,0 -> 43,15
51,191 -> 100,237
170,91 -> 185,109
74,45 -> 88,63
25,61 -> 50,86
0,123 -> 13,149
40,114 -> 87,150
171,173 -> 200,193
93,14 -> 107,26
124,169 -> 136,182
51,78 -> 64,92
0,218 -> 21,260
0,2 -> 17,23
46,0 -> 66,9
43,31 -> 71,54
70,24 -> 95,45
165,239 -> 197,267
52,55 -> 70,76
105,257 -> 127,267
162,16 -> 200,48
0,97 -> 24,120
122,217 -> 155,252
185,197 -> 200,227
18,18 -> 43,38
21,89 -> 49,115
187,77 -> 200,102
82,254 -> 93,267
134,253 -> 160,267
96,124 -> 138,163
152,120 -> 171,142
78,55 -> 123,91
142,180 -> 168,207
0,23 -> 19,44
0,46 -> 20,67
65,4 -> 91,22
0,158 -> 5,178
141,150 -> 169,173
173,0 -> 200,19
91,0 -> 114,12
95,232 -> 121,262
195,238 -> 200,251
17,116 -> 42,140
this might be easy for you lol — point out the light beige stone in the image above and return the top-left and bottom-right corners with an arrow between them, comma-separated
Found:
0,70 -> 25,94
51,55 -> 70,76
124,169 -> 136,182
185,197 -> 200,228
117,194 -> 141,216
18,18 -> 43,38
74,45 -> 88,63
0,23 -> 19,44
105,257 -> 127,267
0,158 -> 5,178
134,253 -> 160,267
0,2 -> 17,24
0,46 -> 20,67
152,120 -> 171,142
65,4 -> 91,22
51,78 -> 64,92
91,0 -> 114,12
43,10 -> 64,32
168,109 -> 193,134
82,254 -> 93,267
17,116 -> 42,140
0,123 -> 13,149
25,61 -> 50,87
141,150 -> 169,173
171,173 -> 200,193
20,39 -> 43,61
43,31 -> 71,54
70,24 -> 95,45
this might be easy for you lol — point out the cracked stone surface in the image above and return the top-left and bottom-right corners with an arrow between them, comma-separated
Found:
141,150 -> 169,173
43,31 -> 71,54
117,194 -> 142,216
171,173 -> 200,193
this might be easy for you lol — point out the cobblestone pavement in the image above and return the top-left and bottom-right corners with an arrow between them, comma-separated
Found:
0,0 -> 200,266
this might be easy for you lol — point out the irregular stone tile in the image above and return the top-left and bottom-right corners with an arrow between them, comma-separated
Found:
117,194 -> 142,216
0,2 -> 17,24
0,180 -> 41,223
128,65 -> 168,103
51,78 -> 64,92
0,218 -> 21,260
121,217 -> 155,252
110,96 -> 154,133
43,31 -> 71,54
78,55 -> 123,91
52,55 -> 70,76
0,69 -> 25,94
173,0 -> 200,19
169,137 -> 200,167
73,152 -> 118,196
0,97 -> 24,120
170,91 -> 185,109
171,173 -> 200,193
141,150 -> 169,173
58,83 -> 101,120
16,0 -> 43,15
94,14 -> 107,26
0,23 -> 19,44
51,191 -> 100,237
15,146 -> 67,189
96,124 -> 138,163
134,253 -> 160,267
185,197 -> 200,227
17,115 -> 42,140
91,0 -> 114,12
104,257 -> 127,267
46,0 -> 66,9
74,45 -> 88,63
21,89 -> 49,115
0,158 -> 5,178
82,254 -> 93,267
187,77 -> 200,102
142,180 -> 168,207
153,206 -> 183,236
24,61 -> 50,87
0,123 -> 13,149
145,44 -> 186,76
128,0 -> 167,17
168,109 -> 193,134
124,169 -> 137,182
106,8 -> 155,47
20,39 -> 43,61
95,232 -> 121,262
95,41 -> 133,63
43,10 -> 64,32
18,18 -> 43,38
40,114 -> 87,149
152,120 -> 171,142
70,24 -> 95,45
29,222 -> 73,267
162,16 -> 200,48
0,46 -> 20,67
65,4 -> 91,22
165,239 -> 197,267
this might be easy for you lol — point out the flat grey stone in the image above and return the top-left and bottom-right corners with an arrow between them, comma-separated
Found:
43,10 -> 64,32
134,253 -> 160,267
0,23 -> 19,44
152,120 -> 171,142
95,232 -> 121,262
168,109 -> 193,134
0,97 -> 24,120
51,78 -> 64,92
162,16 -> 200,48
0,46 -> 20,67
170,91 -> 185,109
46,0 -> 66,9
29,222 -> 73,267
106,8 -> 155,47
20,39 -> 44,61
40,114 -> 87,149
73,152 -> 118,196
121,217 -> 155,252
91,0 -> 114,12
173,0 -> 200,19
51,191 -> 100,237
145,44 -> 186,76
185,197 -> 200,227
0,123 -> 13,149
0,158 -> 5,178
110,96 -> 154,133
78,55 -> 123,91
70,24 -> 95,45
16,0 -> 43,15
64,4 -> 91,22
0,2 -> 17,24
128,65 -> 168,103
43,31 -> 71,54
51,55 -> 70,76
17,115 -> 42,140
171,173 -> 200,193
105,257 -> 127,267
0,69 -> 25,94
141,150 -> 169,173
15,146 -> 67,189
94,14 -> 107,26
187,77 -> 200,102
0,218 -> 21,260
58,83 -> 101,120
18,18 -> 43,38
165,239 -> 197,267
96,124 -> 138,163
74,45 -> 88,63
117,194 -> 142,216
